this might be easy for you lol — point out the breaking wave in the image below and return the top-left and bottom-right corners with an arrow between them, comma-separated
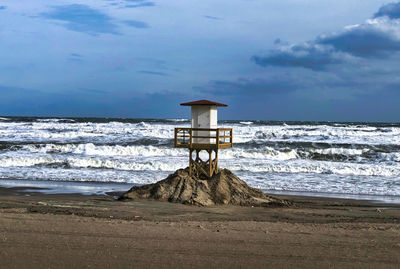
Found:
1,116 -> 400,198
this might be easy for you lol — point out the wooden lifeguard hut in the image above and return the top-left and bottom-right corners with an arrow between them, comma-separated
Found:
174,100 -> 233,178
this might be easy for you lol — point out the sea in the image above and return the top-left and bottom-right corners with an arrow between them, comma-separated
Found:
0,116 -> 399,203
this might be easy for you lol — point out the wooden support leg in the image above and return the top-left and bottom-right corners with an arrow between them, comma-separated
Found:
189,149 -> 193,177
209,150 -> 212,177
215,150 -> 218,174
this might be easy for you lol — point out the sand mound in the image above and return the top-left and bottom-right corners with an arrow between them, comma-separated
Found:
119,168 -> 290,207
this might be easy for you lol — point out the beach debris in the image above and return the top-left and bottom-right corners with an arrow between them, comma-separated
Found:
119,167 -> 290,207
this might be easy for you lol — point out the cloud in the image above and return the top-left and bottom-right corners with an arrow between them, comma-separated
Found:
0,6 -> 6,10
252,43 -> 343,70
123,20 -> 149,28
70,53 -> 83,58
374,2 -> 400,19
318,19 -> 400,57
253,3 -> 400,69
203,15 -> 221,20
124,0 -> 155,8
40,4 -> 119,35
68,53 -> 84,63
138,70 -> 169,76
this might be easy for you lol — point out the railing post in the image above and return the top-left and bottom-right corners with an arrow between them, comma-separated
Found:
189,148 -> 193,176
174,128 -> 177,147
231,129 -> 233,146
209,150 -> 212,177
189,129 -> 192,148
217,128 -> 220,148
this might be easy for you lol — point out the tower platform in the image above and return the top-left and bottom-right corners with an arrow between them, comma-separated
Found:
174,128 -> 233,149
174,127 -> 232,178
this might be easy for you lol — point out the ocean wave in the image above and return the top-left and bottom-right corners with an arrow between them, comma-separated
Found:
224,159 -> 400,177
166,118 -> 189,122
222,148 -> 298,161
7,142 -> 400,164
19,143 -> 183,157
1,117 -> 400,196
307,148 -> 369,158
0,156 -> 184,171
16,143 -> 297,160
2,153 -> 400,178
36,118 -> 76,123
246,125 -> 400,145
0,157 -> 56,167
376,152 -> 400,162
1,119 -> 400,146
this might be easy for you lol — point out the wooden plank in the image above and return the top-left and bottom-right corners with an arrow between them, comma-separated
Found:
191,135 -> 216,139
174,127 -> 233,150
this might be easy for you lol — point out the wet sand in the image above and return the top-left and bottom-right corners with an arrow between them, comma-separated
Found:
1,186 -> 400,268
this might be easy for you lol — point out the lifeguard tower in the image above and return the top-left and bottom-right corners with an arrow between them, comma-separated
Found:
174,100 -> 233,178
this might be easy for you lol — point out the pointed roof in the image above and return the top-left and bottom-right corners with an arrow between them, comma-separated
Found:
180,99 -> 228,107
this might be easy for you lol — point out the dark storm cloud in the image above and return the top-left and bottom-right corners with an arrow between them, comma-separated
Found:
253,2 -> 400,69
318,24 -> 400,57
252,44 -> 342,70
374,2 -> 400,19
123,20 -> 149,28
40,4 -> 119,35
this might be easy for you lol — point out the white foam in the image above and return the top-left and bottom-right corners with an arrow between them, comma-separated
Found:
233,124 -> 400,145
221,147 -> 298,161
20,143 -> 184,157
166,118 -> 188,122
0,156 -> 58,167
222,159 -> 400,177
0,167 -> 168,185
310,148 -> 369,156
36,118 -> 75,122
377,152 -> 400,162
19,143 -> 299,160
0,155 -> 185,172
1,119 -> 399,146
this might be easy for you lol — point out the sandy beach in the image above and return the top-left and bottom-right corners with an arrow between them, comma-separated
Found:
0,187 -> 399,269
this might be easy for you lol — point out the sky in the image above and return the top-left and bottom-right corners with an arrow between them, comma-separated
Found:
1,0 -> 400,122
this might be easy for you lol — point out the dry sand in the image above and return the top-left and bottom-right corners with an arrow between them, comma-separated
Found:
1,186 -> 400,268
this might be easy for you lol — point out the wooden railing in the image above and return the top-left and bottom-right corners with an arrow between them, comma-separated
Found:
174,128 -> 233,149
